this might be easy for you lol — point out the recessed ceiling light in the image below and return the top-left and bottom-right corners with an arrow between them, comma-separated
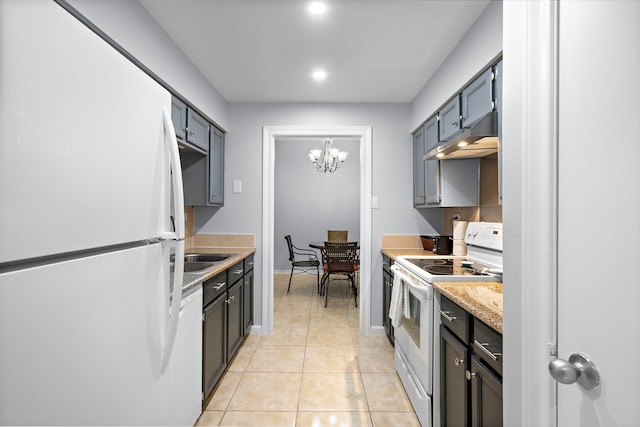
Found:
312,69 -> 327,81
309,2 -> 326,15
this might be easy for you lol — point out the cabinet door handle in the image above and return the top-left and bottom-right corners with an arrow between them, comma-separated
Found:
440,310 -> 458,322
188,129 -> 196,136
474,339 -> 502,361
451,120 -> 458,126
455,357 -> 464,366
466,370 -> 476,380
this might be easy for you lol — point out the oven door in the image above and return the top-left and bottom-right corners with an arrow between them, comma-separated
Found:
394,271 -> 434,395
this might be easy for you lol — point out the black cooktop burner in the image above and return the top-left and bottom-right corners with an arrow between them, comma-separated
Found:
403,258 -> 495,276
424,265 -> 455,275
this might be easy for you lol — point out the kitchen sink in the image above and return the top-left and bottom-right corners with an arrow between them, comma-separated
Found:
171,253 -> 235,274
184,254 -> 232,263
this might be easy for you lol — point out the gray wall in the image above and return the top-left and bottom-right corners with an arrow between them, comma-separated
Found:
274,137 -> 360,272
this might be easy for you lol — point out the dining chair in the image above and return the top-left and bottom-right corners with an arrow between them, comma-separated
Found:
327,230 -> 348,242
320,241 -> 358,307
284,235 -> 320,293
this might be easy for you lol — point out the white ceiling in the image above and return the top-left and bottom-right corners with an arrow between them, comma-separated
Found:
139,0 -> 490,103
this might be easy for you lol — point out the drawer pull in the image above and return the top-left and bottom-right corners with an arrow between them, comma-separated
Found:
214,282 -> 225,290
233,269 -> 244,274
440,310 -> 458,322
474,339 -> 502,361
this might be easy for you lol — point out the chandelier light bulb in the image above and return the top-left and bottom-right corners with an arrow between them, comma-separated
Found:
308,138 -> 347,173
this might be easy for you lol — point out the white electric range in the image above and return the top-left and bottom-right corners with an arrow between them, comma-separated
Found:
390,222 -> 503,427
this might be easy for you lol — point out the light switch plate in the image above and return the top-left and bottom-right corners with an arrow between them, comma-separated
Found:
232,180 -> 242,194
371,196 -> 379,209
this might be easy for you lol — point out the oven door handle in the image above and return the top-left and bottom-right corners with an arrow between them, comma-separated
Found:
396,271 -> 433,298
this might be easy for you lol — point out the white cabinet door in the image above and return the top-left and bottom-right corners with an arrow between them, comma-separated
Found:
556,1 -> 640,425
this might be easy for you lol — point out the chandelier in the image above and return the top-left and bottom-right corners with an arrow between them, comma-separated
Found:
308,138 -> 348,173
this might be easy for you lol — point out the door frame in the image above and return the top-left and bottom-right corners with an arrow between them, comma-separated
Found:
502,1 -> 558,426
261,125 -> 373,335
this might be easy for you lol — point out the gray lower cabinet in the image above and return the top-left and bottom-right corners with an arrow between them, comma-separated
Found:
243,255 -> 254,335
227,280 -> 243,358
203,290 -> 226,401
441,325 -> 469,426
382,255 -> 394,345
202,270 -> 227,402
202,256 -> 254,404
440,294 -> 503,427
470,356 -> 503,426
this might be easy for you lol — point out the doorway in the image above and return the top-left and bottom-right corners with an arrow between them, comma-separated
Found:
261,125 -> 373,335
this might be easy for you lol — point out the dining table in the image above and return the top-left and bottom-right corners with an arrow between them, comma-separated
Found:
309,241 -> 360,250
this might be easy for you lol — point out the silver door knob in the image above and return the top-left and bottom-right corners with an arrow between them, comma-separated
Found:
548,352 -> 600,390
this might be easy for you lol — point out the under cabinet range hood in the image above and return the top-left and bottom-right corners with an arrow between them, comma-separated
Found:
424,111 -> 499,160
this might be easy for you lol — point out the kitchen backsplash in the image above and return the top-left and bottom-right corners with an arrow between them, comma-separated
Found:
184,206 -> 195,248
184,206 -> 255,250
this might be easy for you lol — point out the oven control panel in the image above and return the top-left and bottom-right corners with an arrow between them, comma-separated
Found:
464,222 -> 502,251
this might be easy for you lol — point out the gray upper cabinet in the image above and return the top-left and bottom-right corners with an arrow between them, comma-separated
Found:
424,116 -> 441,205
413,125 -> 427,206
182,124 -> 225,207
412,58 -> 501,209
493,60 -> 503,204
171,96 -> 208,154
208,127 -> 224,206
171,97 -> 187,142
461,68 -> 494,127
174,95 -> 225,207
439,96 -> 461,141
186,108 -> 209,152
413,115 -> 478,208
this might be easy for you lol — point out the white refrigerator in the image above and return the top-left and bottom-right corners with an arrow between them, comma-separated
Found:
0,1 -> 200,425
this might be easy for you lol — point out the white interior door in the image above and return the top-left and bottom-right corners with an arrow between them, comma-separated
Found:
556,1 -> 640,425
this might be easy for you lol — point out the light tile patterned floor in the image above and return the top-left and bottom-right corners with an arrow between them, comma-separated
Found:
195,273 -> 420,427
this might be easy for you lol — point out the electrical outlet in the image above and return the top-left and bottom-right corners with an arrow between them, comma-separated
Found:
452,213 -> 462,220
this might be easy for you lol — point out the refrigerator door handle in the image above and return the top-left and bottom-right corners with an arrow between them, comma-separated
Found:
160,239 -> 184,374
163,107 -> 185,240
